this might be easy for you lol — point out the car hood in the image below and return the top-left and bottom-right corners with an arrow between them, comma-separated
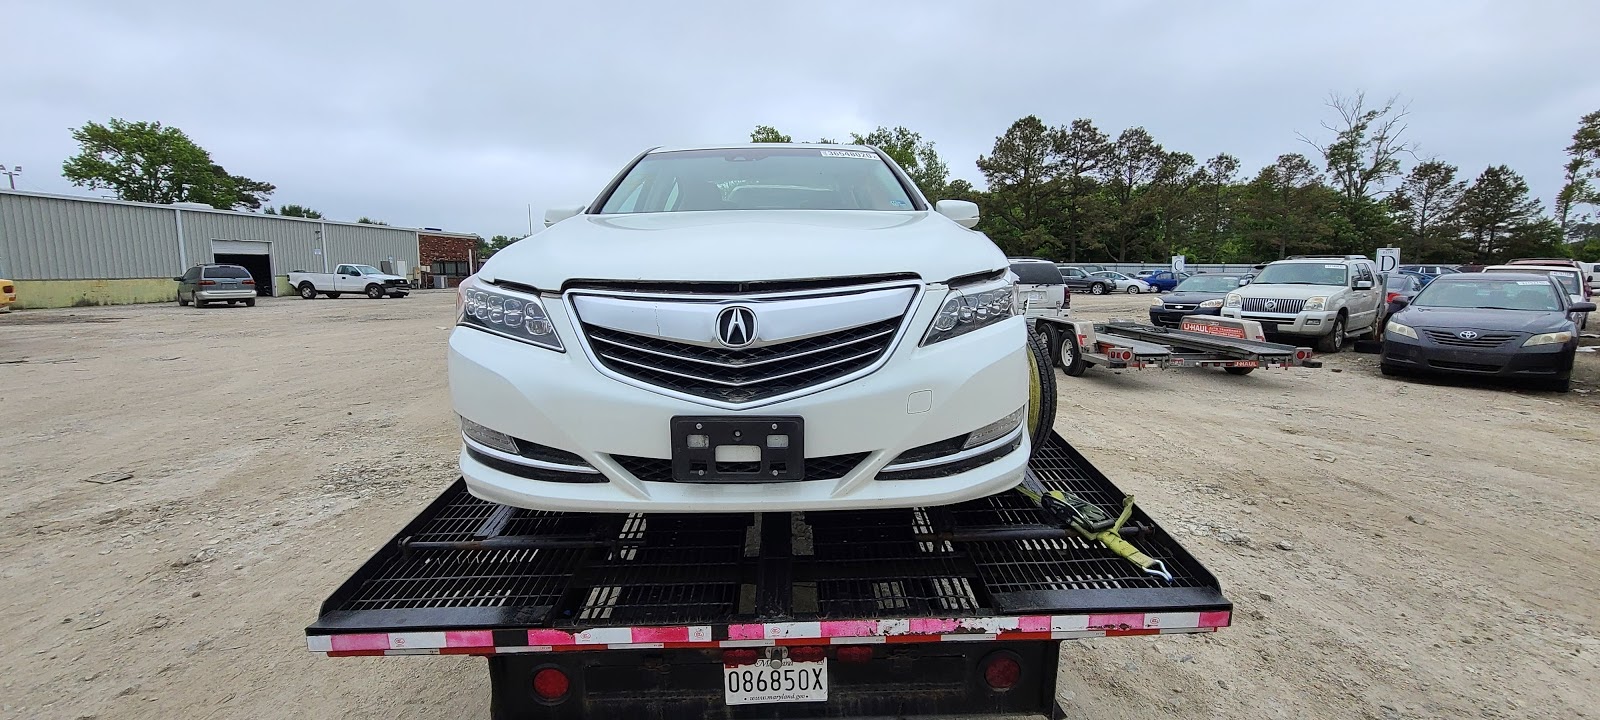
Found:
1233,284 -> 1346,300
1160,290 -> 1226,304
479,210 -> 1006,289
1396,306 -> 1574,333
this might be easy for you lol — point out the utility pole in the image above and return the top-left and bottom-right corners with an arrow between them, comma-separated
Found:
0,164 -> 19,190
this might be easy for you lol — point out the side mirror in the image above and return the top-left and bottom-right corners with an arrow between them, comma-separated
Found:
173,276 -> 184,282
544,205 -> 585,228
1571,301 -> 1597,313
1237,278 -> 1251,286
934,200 -> 980,229
1353,279 -> 1374,290
1391,297 -> 1410,309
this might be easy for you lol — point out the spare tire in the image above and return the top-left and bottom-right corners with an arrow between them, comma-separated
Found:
1025,325 -> 1058,455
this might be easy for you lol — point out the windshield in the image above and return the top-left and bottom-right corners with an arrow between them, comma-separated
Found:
1092,271 -> 1127,280
351,265 -> 381,275
1488,268 -> 1580,295
1252,263 -> 1348,286
1010,262 -> 1063,285
1174,275 -> 1242,292
204,265 -> 252,279
598,148 -> 915,213
1412,279 -> 1562,311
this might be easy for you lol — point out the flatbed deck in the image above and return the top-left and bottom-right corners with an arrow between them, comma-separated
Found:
307,432 -> 1231,718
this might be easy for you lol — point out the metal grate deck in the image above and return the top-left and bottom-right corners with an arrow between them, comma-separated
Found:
310,432 -> 1226,634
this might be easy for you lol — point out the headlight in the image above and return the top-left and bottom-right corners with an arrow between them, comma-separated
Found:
1150,298 -> 1165,307
1304,296 -> 1328,312
1386,322 -> 1417,339
1224,293 -> 1242,308
1199,299 -> 1224,308
457,276 -> 564,351
1523,331 -> 1573,347
922,280 -> 1017,345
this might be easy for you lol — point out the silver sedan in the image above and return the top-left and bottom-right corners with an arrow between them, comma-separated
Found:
1092,271 -> 1153,294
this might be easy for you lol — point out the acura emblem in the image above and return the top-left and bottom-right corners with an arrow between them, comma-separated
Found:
716,306 -> 757,348
1263,300 -> 1278,310
1458,330 -> 1479,340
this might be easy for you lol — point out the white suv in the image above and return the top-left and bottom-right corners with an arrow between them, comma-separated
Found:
450,144 -> 1030,513
1221,255 -> 1385,352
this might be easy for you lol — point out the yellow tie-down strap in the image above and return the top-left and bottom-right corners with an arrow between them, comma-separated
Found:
1015,474 -> 1173,583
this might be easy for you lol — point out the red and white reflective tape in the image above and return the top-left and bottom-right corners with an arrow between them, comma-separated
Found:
308,610 -> 1230,657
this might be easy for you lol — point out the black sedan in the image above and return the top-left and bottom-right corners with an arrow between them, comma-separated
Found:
1381,273 -> 1595,391
1149,274 -> 1249,327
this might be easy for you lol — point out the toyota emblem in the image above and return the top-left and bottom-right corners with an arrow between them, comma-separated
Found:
1457,330 -> 1479,340
1263,299 -> 1278,310
716,306 -> 757,348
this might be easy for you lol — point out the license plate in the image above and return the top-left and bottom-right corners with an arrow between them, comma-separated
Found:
724,659 -> 827,706
671,417 -> 804,482
1026,290 -> 1045,300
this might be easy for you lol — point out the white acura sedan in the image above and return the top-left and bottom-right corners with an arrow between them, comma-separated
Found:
449,144 -> 1031,513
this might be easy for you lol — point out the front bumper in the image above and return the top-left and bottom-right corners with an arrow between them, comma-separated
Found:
1380,334 -> 1574,379
195,288 -> 258,301
1221,308 -> 1337,336
449,297 -> 1032,513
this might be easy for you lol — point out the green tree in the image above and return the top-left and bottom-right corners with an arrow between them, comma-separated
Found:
476,234 -> 523,259
1299,92 -> 1415,252
1555,110 -> 1600,236
1240,153 -> 1333,260
1097,127 -> 1168,261
1389,160 -> 1466,262
61,118 -> 274,210
749,125 -> 792,143
356,217 -> 389,225
1458,165 -> 1543,263
264,204 -> 323,218
976,116 -> 1065,257
1053,119 -> 1111,261
849,126 -> 950,200
1192,153 -> 1242,261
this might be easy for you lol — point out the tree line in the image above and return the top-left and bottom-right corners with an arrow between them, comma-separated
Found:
757,94 -> 1600,264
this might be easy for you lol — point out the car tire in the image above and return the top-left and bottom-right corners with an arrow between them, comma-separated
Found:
1089,282 -> 1108,295
1025,326 -> 1058,453
366,284 -> 385,299
1224,366 -> 1255,376
325,292 -> 341,299
299,283 -> 317,299
1545,376 -> 1572,393
1316,315 -> 1345,353
177,293 -> 188,307
1059,326 -> 1087,377
193,298 -> 207,308
1125,285 -> 1139,294
244,298 -> 256,307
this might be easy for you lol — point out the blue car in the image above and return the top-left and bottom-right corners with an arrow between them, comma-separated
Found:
1142,271 -> 1192,293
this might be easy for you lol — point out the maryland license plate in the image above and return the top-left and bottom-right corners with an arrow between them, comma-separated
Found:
723,659 -> 827,705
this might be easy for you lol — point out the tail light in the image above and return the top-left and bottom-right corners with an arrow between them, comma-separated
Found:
981,651 -> 1021,691
242,279 -> 254,285
532,667 -> 570,702
722,649 -> 757,667
198,280 -> 217,286
1386,292 -> 1399,303
836,646 -> 873,664
789,646 -> 826,663
1295,349 -> 1312,361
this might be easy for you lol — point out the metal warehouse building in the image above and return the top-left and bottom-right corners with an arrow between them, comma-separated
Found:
0,190 -> 477,309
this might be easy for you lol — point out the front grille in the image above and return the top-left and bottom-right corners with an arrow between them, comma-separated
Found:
1240,298 -> 1307,314
1423,330 -> 1515,348
1165,304 -> 1194,311
610,452 -> 868,483
583,318 -> 902,403
1428,359 -> 1501,372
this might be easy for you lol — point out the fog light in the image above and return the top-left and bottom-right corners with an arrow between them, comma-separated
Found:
460,416 -> 517,454
1306,319 -> 1321,325
963,406 -> 1026,449
532,667 -> 570,701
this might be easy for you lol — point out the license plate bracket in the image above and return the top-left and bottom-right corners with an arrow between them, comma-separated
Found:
724,659 -> 828,705
671,417 -> 804,483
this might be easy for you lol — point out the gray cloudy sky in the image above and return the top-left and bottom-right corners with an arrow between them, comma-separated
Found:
7,1 -> 1596,237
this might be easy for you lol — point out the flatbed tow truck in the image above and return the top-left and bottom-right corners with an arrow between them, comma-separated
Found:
306,430 -> 1233,719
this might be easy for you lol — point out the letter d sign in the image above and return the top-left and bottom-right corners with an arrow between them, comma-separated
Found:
1377,248 -> 1400,273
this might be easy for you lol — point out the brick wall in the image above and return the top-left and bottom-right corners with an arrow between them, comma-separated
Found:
419,233 -> 476,288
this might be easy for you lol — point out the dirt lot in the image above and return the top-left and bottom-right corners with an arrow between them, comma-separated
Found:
0,291 -> 1595,719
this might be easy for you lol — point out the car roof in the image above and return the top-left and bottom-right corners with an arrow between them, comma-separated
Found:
650,142 -> 880,154
1271,257 -> 1367,264
1444,272 -> 1561,282
1483,264 -> 1578,273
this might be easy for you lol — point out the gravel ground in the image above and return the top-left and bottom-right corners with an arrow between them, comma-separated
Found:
0,291 -> 1594,719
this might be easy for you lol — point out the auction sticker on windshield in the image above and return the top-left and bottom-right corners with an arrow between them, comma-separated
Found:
819,150 -> 876,159
725,658 -> 828,705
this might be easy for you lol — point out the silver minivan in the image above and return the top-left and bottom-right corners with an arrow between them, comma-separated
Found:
176,264 -> 258,307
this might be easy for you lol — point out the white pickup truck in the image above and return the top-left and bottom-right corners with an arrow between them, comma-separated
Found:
289,264 -> 411,300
